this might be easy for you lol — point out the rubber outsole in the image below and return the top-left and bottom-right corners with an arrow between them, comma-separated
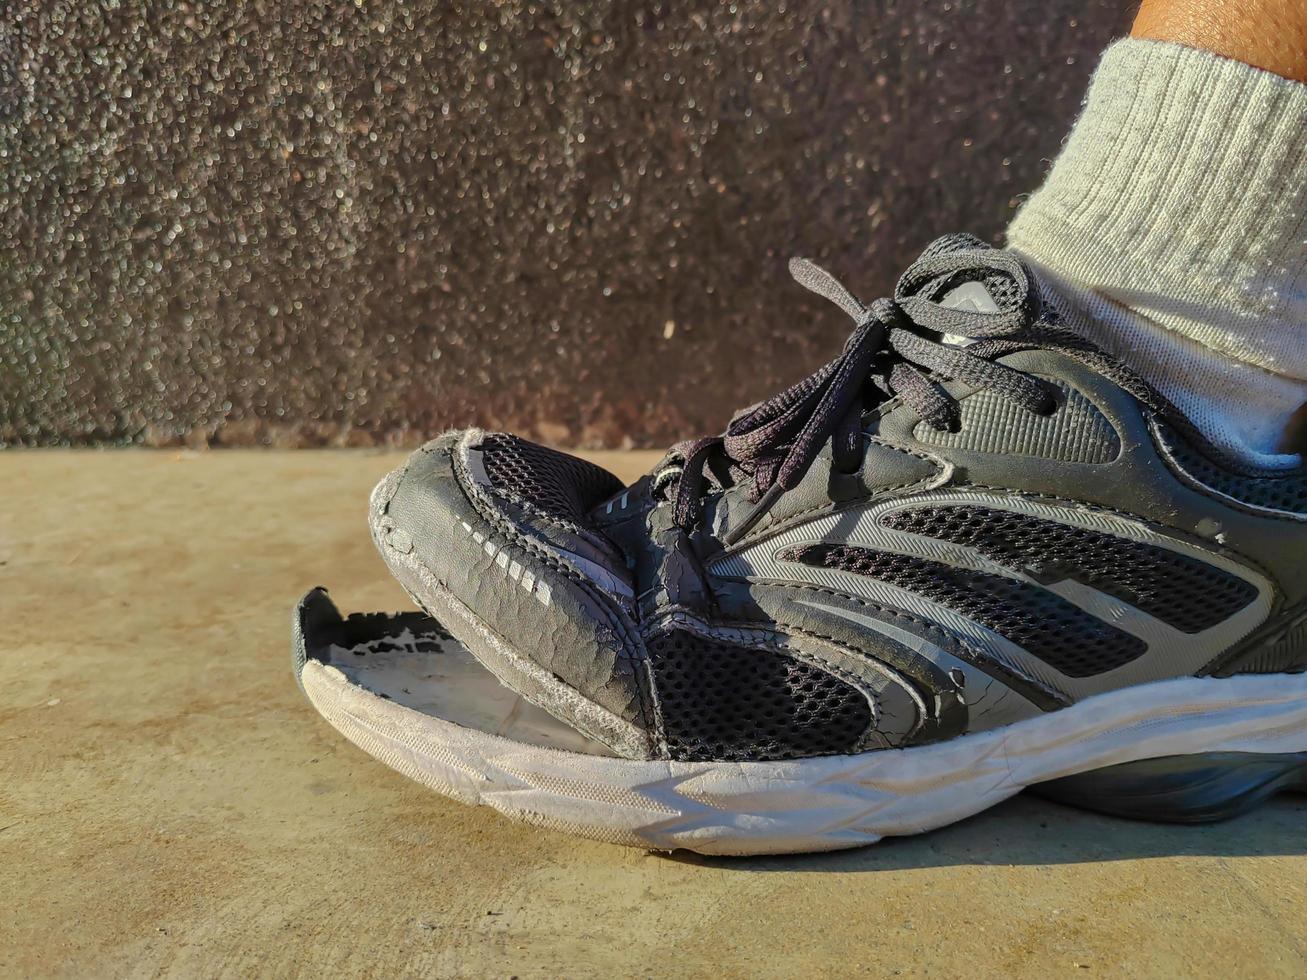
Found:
1032,751 -> 1307,823
293,592 -> 1307,856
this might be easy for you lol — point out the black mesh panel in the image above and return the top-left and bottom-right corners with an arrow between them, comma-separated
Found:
781,544 -> 1147,678
478,433 -> 624,525
648,630 -> 872,762
1156,423 -> 1307,515
881,505 -> 1256,633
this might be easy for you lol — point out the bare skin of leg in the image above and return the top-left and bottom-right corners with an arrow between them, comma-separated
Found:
1133,0 -> 1307,83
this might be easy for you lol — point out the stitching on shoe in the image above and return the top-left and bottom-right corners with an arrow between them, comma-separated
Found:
755,581 -> 1070,707
725,441 -> 951,551
448,434 -> 655,730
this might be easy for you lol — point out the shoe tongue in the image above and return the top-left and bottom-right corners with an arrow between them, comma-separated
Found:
908,233 -> 1026,316
939,280 -> 1002,314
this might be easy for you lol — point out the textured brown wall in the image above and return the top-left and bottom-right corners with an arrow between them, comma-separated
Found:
0,1 -> 1134,448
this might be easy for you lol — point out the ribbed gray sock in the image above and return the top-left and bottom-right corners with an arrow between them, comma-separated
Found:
1007,38 -> 1307,467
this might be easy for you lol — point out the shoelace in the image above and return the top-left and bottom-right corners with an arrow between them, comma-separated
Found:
657,246 -> 1058,544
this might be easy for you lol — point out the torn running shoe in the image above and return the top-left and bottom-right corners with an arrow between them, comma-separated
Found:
294,235 -> 1307,855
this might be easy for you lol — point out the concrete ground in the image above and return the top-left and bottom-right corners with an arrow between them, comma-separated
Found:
4,450 -> 1305,978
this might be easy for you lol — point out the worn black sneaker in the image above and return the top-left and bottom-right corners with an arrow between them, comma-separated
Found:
294,235 -> 1307,855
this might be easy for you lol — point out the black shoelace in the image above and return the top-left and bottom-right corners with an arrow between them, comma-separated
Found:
657,246 -> 1059,544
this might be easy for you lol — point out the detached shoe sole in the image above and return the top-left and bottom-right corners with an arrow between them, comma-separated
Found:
293,589 -> 1307,856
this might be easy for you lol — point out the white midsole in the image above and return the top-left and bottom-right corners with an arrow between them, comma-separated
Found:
301,660 -> 1307,856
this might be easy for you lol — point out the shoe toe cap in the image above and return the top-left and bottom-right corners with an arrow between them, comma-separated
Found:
370,430 -> 654,756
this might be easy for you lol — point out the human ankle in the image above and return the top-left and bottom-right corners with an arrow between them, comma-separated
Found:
1007,39 -> 1307,465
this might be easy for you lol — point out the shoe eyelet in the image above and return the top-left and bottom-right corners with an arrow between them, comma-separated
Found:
1034,384 -> 1061,417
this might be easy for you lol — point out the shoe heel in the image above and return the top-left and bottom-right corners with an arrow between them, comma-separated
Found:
1031,752 -> 1307,823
